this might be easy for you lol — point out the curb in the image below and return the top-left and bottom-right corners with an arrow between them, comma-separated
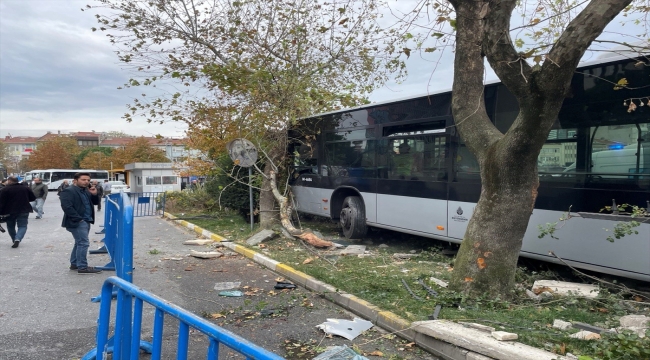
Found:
163,212 -> 568,360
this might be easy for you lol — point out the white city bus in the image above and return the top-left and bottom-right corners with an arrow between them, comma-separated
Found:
289,54 -> 650,282
30,169 -> 109,190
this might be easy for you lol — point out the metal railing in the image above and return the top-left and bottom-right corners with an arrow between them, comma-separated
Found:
126,192 -> 166,217
85,276 -> 284,360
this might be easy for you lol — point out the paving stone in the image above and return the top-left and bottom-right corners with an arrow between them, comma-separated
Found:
491,331 -> 518,341
569,330 -> 601,340
245,229 -> 276,246
552,319 -> 573,331
339,245 -> 366,256
532,280 -> 599,298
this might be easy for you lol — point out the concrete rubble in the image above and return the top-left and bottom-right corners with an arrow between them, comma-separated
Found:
245,229 -> 276,246
532,280 -> 599,298
189,250 -> 223,259
183,239 -> 213,246
569,330 -> 601,340
618,314 -> 649,338
552,319 -> 573,331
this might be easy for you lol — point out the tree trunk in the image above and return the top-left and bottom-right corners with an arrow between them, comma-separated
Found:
268,170 -> 333,248
258,159 -> 278,228
446,0 -> 632,297
449,138 -> 540,296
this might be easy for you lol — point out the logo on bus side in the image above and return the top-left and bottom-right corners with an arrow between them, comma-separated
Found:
452,206 -> 468,222
301,177 -> 313,182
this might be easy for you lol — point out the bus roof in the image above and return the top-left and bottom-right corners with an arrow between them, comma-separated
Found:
305,52 -> 649,120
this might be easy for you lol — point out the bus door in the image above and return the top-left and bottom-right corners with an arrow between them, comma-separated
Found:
376,120 -> 450,236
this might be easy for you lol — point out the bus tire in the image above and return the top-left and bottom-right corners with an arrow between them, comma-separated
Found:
340,196 -> 367,239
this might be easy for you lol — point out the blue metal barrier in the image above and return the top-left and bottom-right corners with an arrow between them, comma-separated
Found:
84,277 -> 284,360
94,193 -> 133,276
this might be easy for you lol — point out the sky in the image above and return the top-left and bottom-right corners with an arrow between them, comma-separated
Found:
0,1 -> 644,139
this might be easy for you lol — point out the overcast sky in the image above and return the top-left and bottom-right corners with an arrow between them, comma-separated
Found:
0,1 -> 643,139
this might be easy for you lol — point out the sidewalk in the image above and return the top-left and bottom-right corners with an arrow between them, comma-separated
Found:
0,196 -> 436,359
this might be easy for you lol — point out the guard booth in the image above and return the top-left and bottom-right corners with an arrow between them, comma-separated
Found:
124,162 -> 181,193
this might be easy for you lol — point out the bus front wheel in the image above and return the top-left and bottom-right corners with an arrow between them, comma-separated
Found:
340,196 -> 368,239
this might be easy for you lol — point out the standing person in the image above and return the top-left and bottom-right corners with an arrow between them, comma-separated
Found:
0,176 -> 36,248
30,177 -> 48,219
92,180 -> 104,211
59,172 -> 103,274
57,180 -> 70,196
102,179 -> 111,195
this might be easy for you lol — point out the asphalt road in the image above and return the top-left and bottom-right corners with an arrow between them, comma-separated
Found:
0,194 -> 437,360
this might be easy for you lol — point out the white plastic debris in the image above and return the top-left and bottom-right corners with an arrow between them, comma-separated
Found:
316,318 -> 373,340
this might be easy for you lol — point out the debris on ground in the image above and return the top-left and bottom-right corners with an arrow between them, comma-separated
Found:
246,229 -> 276,246
274,281 -> 297,290
393,253 -> 418,260
532,280 -> 599,298
338,245 -> 366,256
429,277 -> 448,288
214,281 -> 241,291
218,290 -> 243,297
189,250 -> 223,259
552,319 -> 573,331
316,318 -> 374,340
618,314 -> 649,338
312,345 -> 369,360
459,322 -> 495,333
491,331 -> 518,341
569,330 -> 601,340
183,239 -> 213,246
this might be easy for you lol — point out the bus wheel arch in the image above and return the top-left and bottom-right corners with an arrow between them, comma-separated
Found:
331,188 -> 367,239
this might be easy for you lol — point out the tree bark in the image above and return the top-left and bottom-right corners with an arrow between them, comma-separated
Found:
447,0 -> 632,297
268,170 -> 333,248
259,159 -> 279,228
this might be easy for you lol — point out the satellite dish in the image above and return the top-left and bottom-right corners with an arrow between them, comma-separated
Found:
226,138 -> 258,168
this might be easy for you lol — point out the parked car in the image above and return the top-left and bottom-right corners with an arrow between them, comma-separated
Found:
106,180 -> 131,193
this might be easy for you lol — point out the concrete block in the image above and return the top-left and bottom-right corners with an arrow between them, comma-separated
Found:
252,253 -> 279,271
569,331 -> 601,340
305,278 -> 331,293
245,229 -> 276,246
459,322 -> 495,333
412,320 -> 562,360
189,250 -> 223,259
275,263 -> 311,287
339,245 -> 366,256
619,315 -> 649,329
183,239 -> 213,246
414,331 -> 472,360
346,295 -> 380,322
491,331 -> 518,341
553,319 -> 573,331
467,352 -> 494,360
429,277 -> 448,288
532,280 -> 599,298
376,311 -> 415,340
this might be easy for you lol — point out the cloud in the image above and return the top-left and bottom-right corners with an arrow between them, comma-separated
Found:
0,0 -> 186,137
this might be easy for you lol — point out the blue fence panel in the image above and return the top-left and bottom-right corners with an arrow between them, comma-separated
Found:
88,277 -> 284,360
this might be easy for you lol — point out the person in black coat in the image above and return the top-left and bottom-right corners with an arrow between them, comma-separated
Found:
0,176 -> 36,248
59,172 -> 102,274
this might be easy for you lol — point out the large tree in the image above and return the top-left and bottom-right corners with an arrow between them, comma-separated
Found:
27,137 -> 80,170
88,0 -> 403,227
110,137 -> 170,169
402,0 -> 647,296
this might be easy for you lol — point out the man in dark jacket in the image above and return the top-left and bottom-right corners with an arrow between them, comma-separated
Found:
30,177 -> 48,219
59,172 -> 102,274
0,176 -> 36,248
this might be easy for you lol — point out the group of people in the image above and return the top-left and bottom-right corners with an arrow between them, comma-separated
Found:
0,173 -> 105,274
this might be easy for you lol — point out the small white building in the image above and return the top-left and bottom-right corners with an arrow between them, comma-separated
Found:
125,162 -> 181,192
